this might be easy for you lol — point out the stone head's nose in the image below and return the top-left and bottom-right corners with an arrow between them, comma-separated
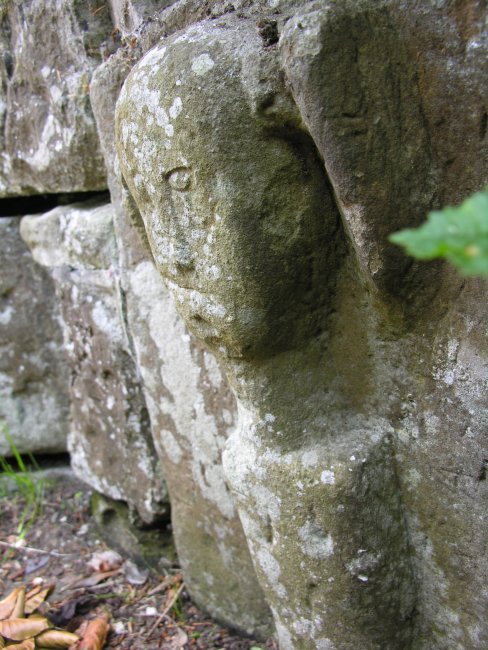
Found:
169,241 -> 195,277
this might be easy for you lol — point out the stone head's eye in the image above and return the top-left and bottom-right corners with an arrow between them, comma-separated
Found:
166,167 -> 192,191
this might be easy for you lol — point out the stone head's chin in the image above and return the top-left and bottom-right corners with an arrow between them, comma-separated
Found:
165,280 -> 275,360
181,310 -> 248,360
179,309 -> 249,360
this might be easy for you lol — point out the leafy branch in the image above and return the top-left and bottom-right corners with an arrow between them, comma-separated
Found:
390,186 -> 488,278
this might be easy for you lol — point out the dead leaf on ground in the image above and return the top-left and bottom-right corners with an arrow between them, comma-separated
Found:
0,615 -> 51,640
9,568 -> 26,581
34,629 -> 80,648
63,570 -> 119,591
0,583 -> 53,622
75,613 -> 110,650
25,585 -> 54,614
0,586 -> 24,620
123,560 -> 148,586
25,554 -> 50,575
11,586 -> 26,620
5,639 -> 35,649
47,594 -> 97,629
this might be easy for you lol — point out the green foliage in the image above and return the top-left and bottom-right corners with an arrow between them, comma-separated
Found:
0,423 -> 45,539
390,186 -> 488,277
171,594 -> 185,622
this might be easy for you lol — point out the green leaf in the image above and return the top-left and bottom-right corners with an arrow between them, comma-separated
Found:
389,186 -> 488,277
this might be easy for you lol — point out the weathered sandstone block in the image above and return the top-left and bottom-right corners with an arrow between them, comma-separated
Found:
123,258 -> 272,637
20,201 -> 168,525
116,3 -> 488,648
90,49 -> 272,637
0,0 -> 110,196
116,18 -> 415,649
0,217 -> 70,456
108,0 -> 173,34
280,3 -> 488,647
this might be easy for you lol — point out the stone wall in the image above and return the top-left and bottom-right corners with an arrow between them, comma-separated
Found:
1,0 -> 487,648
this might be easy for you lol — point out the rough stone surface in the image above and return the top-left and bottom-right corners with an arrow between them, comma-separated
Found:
91,491 -> 176,568
90,49 -> 272,638
20,202 -> 169,525
280,0 -> 488,306
0,217 -> 70,456
5,0 -> 488,647
395,280 -> 488,650
280,3 -> 488,648
0,0 -> 110,196
108,0 -> 175,34
116,18 -> 415,649
90,52 -> 138,211
123,258 -> 272,637
116,4 -> 488,649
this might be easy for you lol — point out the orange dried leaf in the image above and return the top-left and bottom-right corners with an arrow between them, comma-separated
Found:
24,586 -> 54,615
78,614 -> 110,650
34,630 -> 79,648
0,616 -> 50,640
0,587 -> 25,620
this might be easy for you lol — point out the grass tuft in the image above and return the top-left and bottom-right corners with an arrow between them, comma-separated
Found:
0,422 -> 45,540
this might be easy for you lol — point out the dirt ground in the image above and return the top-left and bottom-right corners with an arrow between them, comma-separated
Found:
0,469 -> 277,650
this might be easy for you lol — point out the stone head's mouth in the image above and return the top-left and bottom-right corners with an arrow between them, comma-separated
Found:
188,313 -> 221,341
166,280 -> 226,341
167,281 -> 226,316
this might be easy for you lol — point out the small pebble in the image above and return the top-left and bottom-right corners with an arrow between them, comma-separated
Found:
77,523 -> 89,536
113,621 -> 125,634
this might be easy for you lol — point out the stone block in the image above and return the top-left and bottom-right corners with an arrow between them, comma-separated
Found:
0,217 -> 70,456
0,0 -> 111,196
91,44 -> 272,638
108,0 -> 174,33
116,6 -> 488,647
20,201 -> 168,525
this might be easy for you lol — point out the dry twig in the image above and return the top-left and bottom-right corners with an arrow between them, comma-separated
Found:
0,540 -> 74,557
145,583 -> 185,639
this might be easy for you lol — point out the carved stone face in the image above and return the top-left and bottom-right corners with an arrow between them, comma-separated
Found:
116,23 -> 339,359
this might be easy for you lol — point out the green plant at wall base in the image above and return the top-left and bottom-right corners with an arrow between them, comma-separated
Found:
171,594 -> 185,622
390,186 -> 488,277
0,423 -> 45,539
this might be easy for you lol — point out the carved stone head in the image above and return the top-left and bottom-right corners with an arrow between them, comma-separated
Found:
116,20 -> 341,360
